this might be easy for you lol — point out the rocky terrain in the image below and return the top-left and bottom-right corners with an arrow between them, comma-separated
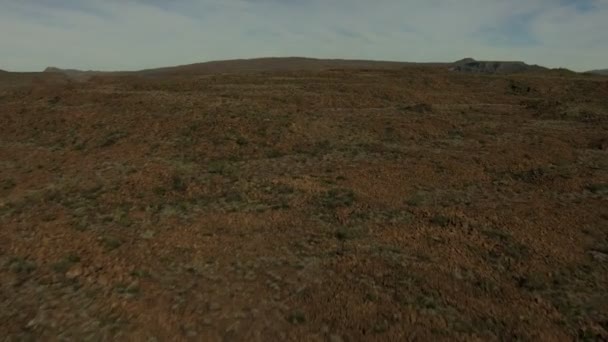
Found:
1,60 -> 607,340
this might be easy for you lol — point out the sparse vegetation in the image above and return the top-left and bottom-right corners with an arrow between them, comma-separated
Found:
6,257 -> 36,274
430,214 -> 451,227
207,160 -> 233,175
171,174 -> 187,192
406,192 -> 427,206
400,103 -> 433,113
586,183 -> 608,194
319,188 -> 355,209
287,310 -> 306,324
52,253 -> 81,273
101,236 -> 123,251
98,131 -> 128,148
115,281 -> 140,297
1,63 -> 607,340
1,178 -> 15,190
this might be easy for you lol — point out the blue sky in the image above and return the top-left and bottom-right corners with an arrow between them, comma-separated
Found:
1,0 -> 607,71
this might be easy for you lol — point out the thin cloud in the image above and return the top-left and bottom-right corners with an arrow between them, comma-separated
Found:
0,0 -> 606,71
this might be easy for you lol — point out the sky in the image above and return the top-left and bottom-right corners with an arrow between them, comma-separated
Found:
1,0 -> 607,72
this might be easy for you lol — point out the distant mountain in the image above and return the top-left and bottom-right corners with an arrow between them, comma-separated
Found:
453,57 -> 476,65
15,57 -> 563,78
134,57 -> 447,76
449,58 -> 547,74
44,66 -> 101,74
586,69 -> 608,76
44,66 -> 109,80
40,58 -> 450,78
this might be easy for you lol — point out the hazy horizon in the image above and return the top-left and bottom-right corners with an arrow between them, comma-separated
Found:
1,0 -> 607,72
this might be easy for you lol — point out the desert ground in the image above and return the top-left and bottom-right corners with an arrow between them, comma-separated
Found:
1,61 -> 607,340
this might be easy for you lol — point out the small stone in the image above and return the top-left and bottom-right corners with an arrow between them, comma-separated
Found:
127,280 -> 140,292
140,230 -> 155,240
65,266 -> 83,279
26,319 -> 37,329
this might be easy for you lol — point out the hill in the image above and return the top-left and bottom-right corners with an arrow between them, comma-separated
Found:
134,57 -> 447,76
1,57 -> 593,93
0,70 -> 70,90
41,57 -> 555,78
43,67 -> 113,81
39,57 -> 447,79
587,69 -> 608,76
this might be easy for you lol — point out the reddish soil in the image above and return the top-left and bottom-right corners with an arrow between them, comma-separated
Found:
1,64 -> 607,341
